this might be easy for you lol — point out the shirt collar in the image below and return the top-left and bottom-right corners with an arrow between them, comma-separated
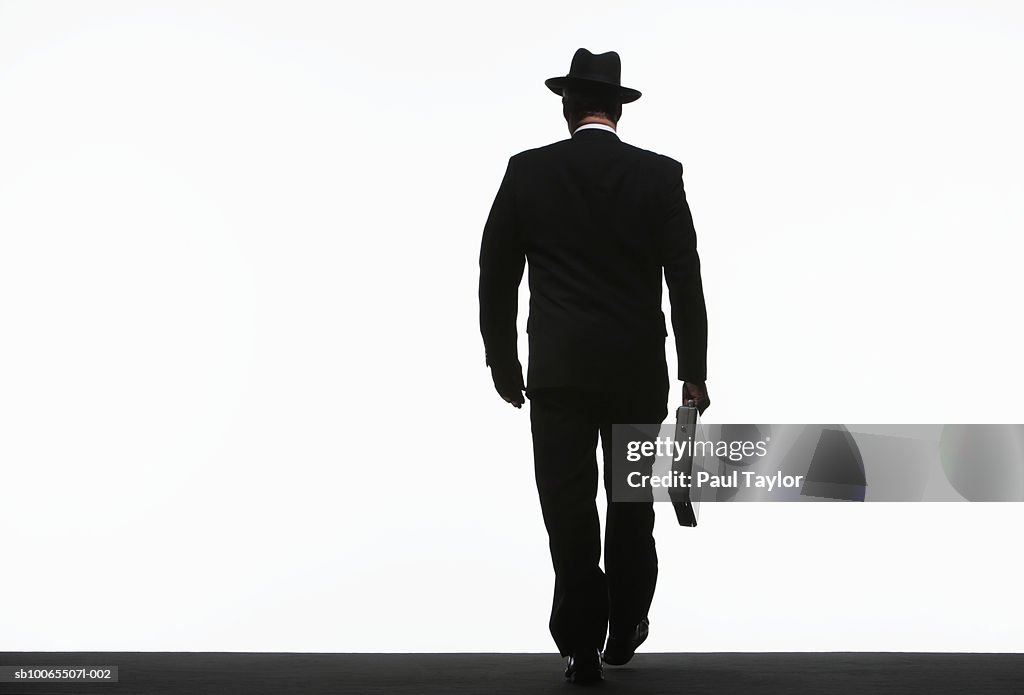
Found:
572,123 -> 618,137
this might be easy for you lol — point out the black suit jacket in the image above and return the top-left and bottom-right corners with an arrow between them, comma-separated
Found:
479,127 -> 707,393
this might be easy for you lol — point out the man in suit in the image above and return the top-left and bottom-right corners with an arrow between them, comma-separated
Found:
478,48 -> 710,685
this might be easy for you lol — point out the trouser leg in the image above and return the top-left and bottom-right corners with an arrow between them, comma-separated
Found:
599,386 -> 668,637
529,388 -> 607,657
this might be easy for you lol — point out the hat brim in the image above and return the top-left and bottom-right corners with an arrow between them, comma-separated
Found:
545,76 -> 641,104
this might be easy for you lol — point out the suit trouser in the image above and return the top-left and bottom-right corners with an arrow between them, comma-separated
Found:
528,385 -> 668,657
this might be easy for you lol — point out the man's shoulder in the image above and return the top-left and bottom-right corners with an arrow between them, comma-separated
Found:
507,139 -> 571,164
625,143 -> 683,174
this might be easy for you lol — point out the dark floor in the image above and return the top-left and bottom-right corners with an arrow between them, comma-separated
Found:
1,652 -> 1022,694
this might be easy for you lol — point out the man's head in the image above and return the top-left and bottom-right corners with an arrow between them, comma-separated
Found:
545,48 -> 638,134
562,88 -> 623,133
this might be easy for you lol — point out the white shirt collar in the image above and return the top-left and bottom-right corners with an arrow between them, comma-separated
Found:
573,123 -> 618,137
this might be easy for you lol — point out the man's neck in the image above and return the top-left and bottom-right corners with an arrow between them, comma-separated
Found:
576,116 -> 616,131
571,116 -> 617,136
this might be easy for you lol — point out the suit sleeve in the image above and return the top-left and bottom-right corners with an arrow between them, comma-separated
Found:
659,161 -> 708,383
479,157 -> 526,370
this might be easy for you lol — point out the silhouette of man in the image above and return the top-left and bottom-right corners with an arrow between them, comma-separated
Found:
478,48 -> 709,685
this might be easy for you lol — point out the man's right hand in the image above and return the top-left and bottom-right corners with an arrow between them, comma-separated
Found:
490,361 -> 526,409
683,381 -> 710,414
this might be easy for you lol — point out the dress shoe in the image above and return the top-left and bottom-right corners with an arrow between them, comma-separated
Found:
564,648 -> 604,684
601,617 -> 649,665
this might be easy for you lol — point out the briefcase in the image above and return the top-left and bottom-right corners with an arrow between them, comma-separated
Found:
667,404 -> 702,527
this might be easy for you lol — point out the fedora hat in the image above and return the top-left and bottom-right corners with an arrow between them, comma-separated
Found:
545,48 -> 641,104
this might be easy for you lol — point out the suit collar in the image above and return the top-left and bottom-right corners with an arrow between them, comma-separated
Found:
570,128 -> 620,142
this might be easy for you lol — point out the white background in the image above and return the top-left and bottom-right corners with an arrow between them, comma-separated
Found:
2,0 -> 1023,652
